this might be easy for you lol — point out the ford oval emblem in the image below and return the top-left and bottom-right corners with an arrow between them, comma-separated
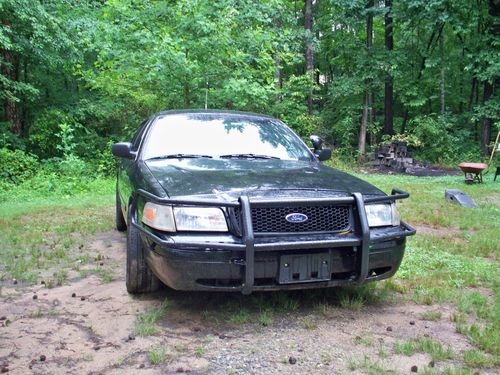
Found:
285,213 -> 308,223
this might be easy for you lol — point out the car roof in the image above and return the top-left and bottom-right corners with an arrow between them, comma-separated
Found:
155,109 -> 276,120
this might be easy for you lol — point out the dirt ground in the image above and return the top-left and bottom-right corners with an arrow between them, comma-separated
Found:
365,164 -> 462,177
0,231 -> 492,375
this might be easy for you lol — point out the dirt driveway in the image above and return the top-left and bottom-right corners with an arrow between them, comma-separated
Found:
0,231 -> 488,374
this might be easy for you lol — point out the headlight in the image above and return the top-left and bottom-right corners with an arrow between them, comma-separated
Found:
174,207 -> 228,232
142,202 -> 176,231
142,203 -> 228,232
365,203 -> 400,227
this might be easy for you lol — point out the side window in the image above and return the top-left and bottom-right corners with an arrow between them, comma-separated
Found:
131,120 -> 148,151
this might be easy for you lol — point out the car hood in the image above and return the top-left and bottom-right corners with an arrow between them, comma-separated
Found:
145,159 -> 384,201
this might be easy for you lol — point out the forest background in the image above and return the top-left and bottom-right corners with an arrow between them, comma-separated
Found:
1,0 -> 499,188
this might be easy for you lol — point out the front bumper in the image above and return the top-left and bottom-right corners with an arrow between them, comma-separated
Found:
133,189 -> 416,294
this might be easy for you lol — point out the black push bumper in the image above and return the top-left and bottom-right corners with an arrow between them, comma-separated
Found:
132,189 -> 416,294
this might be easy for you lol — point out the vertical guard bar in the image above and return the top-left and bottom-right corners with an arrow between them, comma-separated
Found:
353,193 -> 370,283
239,196 -> 255,295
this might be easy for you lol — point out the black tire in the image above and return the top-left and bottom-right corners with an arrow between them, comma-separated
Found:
126,209 -> 160,294
115,188 -> 127,232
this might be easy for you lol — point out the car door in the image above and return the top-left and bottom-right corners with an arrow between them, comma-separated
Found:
118,120 -> 150,221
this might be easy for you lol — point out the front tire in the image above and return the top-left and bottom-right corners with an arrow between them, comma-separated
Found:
115,188 -> 127,232
126,209 -> 160,294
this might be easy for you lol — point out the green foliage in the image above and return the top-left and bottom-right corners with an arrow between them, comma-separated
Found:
0,122 -> 26,150
391,115 -> 480,164
28,109 -> 75,159
1,0 -> 499,168
92,140 -> 117,177
0,148 -> 39,184
0,0 -> 72,103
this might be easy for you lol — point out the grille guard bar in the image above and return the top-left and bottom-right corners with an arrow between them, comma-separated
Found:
133,188 -> 415,294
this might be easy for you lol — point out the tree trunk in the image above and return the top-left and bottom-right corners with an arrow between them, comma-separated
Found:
479,0 -> 500,155
439,29 -> 445,114
383,0 -> 394,135
184,49 -> 190,107
458,40 -> 465,114
468,77 -> 477,111
1,20 -> 21,135
274,21 -> 283,91
21,58 -> 28,136
304,0 -> 314,114
359,93 -> 369,158
359,0 -> 373,156
274,53 -> 282,90
480,81 -> 493,156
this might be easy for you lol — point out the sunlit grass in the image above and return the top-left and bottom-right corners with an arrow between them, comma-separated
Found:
0,178 -> 114,283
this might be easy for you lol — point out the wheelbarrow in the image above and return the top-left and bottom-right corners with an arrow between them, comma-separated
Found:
458,162 -> 488,184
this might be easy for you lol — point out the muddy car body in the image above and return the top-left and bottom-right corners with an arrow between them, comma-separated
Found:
112,110 -> 415,294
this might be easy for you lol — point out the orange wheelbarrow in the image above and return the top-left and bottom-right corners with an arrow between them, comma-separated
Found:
458,162 -> 488,184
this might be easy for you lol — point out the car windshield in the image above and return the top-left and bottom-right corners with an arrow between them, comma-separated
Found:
142,113 -> 314,161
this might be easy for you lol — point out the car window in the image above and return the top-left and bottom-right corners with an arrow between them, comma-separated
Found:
131,120 -> 148,151
142,114 -> 314,161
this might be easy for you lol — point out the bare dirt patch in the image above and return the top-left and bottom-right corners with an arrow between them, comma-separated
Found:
0,231 -> 494,374
364,165 -> 461,177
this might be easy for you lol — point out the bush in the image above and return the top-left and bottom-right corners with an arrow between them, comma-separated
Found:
91,140 -> 117,176
40,155 -> 97,178
0,148 -> 40,184
28,109 -> 91,159
0,122 -> 26,151
405,115 -> 479,164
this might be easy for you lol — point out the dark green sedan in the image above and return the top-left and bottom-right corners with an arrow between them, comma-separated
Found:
112,110 -> 415,294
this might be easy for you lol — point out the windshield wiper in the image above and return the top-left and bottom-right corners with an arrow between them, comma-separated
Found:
147,154 -> 213,160
220,153 -> 280,160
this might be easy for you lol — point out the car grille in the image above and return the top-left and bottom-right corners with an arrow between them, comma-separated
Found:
233,205 -> 351,234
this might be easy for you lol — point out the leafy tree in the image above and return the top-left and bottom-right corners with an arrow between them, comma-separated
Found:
0,0 -> 497,164
0,0 -> 72,135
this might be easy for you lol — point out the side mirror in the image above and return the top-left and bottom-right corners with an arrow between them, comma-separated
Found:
309,135 -> 323,150
309,135 -> 331,161
316,148 -> 332,161
112,142 -> 135,159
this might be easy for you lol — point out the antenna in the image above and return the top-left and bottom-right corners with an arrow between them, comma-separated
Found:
205,81 -> 209,110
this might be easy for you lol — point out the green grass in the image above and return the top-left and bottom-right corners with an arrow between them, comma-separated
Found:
348,355 -> 395,375
0,177 -> 114,283
420,310 -> 442,321
86,267 -> 114,283
257,308 -> 273,326
357,173 -> 499,359
303,316 -> 317,330
1,170 -> 498,371
421,367 -> 474,375
394,337 -> 454,362
463,349 -> 500,368
148,345 -> 167,365
228,306 -> 251,325
339,292 -> 365,310
194,346 -> 205,357
134,299 -> 170,337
